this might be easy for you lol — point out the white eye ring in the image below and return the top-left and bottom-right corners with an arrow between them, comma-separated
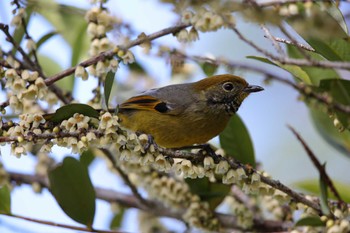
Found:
222,82 -> 234,92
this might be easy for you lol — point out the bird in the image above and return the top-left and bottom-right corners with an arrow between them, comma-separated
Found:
117,74 -> 263,148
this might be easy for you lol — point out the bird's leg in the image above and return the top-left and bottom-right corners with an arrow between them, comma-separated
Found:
136,132 -> 158,152
176,143 -> 221,163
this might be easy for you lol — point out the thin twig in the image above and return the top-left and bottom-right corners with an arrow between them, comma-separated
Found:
44,23 -> 190,86
288,126 -> 344,204
264,35 -> 315,52
230,25 -> 350,70
99,148 -> 153,208
260,24 -> 285,56
0,213 -> 124,233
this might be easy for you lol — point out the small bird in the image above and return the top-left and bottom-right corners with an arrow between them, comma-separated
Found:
118,74 -> 263,148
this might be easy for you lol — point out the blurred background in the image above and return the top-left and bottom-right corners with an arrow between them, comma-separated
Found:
1,0 -> 350,232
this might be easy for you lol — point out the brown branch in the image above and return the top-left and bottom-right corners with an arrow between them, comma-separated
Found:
159,146 -> 322,214
1,213 -> 124,233
7,171 -> 292,231
288,126 -> 344,204
99,148 -> 153,208
44,23 -> 190,86
230,25 -> 350,70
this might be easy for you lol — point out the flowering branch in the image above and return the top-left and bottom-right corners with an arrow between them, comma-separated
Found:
7,171 -> 292,232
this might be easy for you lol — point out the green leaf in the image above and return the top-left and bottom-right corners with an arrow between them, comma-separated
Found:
12,7 -> 33,54
49,103 -> 99,123
185,177 -> 230,210
36,31 -> 58,50
295,216 -> 325,227
294,179 -> 350,203
128,62 -> 146,74
246,55 -> 277,66
219,115 -> 255,167
80,149 -> 95,167
310,108 -> 350,156
109,207 -> 125,230
287,45 -> 340,86
48,157 -> 96,226
319,163 -> 331,215
319,79 -> 350,130
37,54 -> 62,77
201,62 -> 218,77
247,56 -> 312,84
0,185 -> 11,214
71,23 -> 89,66
104,71 -> 115,109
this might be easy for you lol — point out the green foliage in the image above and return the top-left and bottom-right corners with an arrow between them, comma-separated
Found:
0,185 -> 11,214
109,207 -> 125,230
80,149 -> 95,167
185,177 -> 230,210
295,216 -> 325,227
219,115 -> 255,167
201,62 -> 218,77
48,103 -> 99,123
48,157 -> 96,227
294,179 -> 350,203
319,79 -> 350,130
104,71 -> 115,109
310,108 -> 350,156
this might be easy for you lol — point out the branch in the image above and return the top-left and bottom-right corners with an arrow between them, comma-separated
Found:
1,213 -> 122,233
99,148 -> 153,208
230,25 -> 350,70
288,126 -> 344,204
44,23 -> 190,86
7,171 -> 292,231
264,34 -> 315,52
158,147 -> 322,214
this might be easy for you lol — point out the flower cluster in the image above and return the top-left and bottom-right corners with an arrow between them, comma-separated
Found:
5,69 -> 48,113
182,197 -> 219,231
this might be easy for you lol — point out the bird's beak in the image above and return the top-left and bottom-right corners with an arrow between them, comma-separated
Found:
244,85 -> 264,93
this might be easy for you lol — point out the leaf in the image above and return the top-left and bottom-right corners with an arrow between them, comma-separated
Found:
319,163 -> 331,215
0,185 -> 11,214
49,103 -> 99,123
128,62 -> 146,74
109,207 -> 125,230
80,149 -> 95,167
71,22 -> 89,66
310,108 -> 350,157
48,157 -> 96,226
246,55 -> 277,66
287,45 -> 340,86
201,62 -> 218,77
36,31 -> 58,50
12,7 -> 33,54
294,179 -> 350,203
319,79 -> 350,130
37,54 -> 62,76
104,71 -> 115,109
247,56 -> 312,84
219,115 -> 255,167
295,216 -> 325,227
185,177 -> 230,210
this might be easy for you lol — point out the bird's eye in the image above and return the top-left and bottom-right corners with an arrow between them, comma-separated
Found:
222,82 -> 234,92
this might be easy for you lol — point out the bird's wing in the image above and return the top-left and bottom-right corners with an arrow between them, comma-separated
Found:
119,94 -> 183,115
